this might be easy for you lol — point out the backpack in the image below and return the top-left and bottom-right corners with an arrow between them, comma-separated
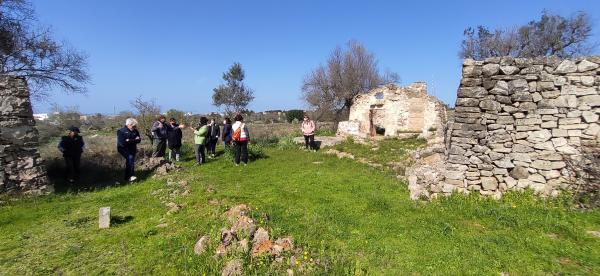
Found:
232,124 -> 243,141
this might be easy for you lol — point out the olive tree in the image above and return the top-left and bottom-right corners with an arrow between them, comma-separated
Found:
212,62 -> 254,116
301,40 -> 399,121
460,11 -> 594,60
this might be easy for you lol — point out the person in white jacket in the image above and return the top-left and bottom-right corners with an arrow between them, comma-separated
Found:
231,114 -> 250,166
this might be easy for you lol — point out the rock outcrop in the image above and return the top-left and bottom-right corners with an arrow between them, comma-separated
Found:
0,76 -> 51,195
407,56 -> 600,199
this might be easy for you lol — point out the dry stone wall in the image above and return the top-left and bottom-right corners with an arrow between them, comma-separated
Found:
408,56 -> 600,199
0,76 -> 51,195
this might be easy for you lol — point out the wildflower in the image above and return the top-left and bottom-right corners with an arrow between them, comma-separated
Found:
512,205 -> 516,208
296,260 -> 300,266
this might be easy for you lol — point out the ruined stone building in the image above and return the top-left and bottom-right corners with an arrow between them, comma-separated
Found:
407,56 -> 600,200
0,76 -> 51,195
337,82 -> 447,139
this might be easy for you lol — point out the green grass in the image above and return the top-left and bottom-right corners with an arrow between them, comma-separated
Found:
1,146 -> 600,274
333,136 -> 426,166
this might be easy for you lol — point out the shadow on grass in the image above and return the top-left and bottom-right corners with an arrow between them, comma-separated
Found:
111,215 -> 134,226
45,155 -> 154,194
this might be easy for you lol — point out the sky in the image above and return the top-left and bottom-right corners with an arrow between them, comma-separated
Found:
30,0 -> 600,114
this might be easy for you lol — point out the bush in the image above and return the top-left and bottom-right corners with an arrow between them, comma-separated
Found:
285,109 -> 304,123
565,142 -> 600,208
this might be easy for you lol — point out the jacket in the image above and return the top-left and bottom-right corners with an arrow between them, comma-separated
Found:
208,123 -> 220,140
117,126 -> 141,154
193,125 -> 208,145
232,121 -> 250,141
58,135 -> 84,158
167,123 -> 183,149
151,120 -> 175,139
222,123 -> 233,142
301,120 -> 316,136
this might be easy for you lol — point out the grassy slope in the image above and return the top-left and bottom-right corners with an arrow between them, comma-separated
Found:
1,146 -> 600,275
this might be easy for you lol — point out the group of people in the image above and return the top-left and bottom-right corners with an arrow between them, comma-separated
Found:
58,113 -> 316,184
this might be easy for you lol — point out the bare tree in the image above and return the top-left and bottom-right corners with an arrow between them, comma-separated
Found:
212,62 -> 255,116
302,40 -> 399,121
460,11 -> 594,60
0,0 -> 90,100
130,95 -> 160,141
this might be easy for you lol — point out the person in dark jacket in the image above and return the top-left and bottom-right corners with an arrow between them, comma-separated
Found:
221,117 -> 232,148
58,126 -> 85,183
117,118 -> 142,182
206,118 -> 220,158
150,115 -> 185,158
167,118 -> 183,161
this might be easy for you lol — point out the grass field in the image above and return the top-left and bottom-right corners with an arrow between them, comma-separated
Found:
1,138 -> 600,275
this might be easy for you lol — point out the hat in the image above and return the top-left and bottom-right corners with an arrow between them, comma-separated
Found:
68,126 -> 80,133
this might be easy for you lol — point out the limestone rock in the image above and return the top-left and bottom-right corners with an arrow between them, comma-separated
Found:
221,259 -> 243,276
481,177 -> 498,191
577,59 -> 599,72
99,207 -> 111,229
482,63 -> 500,76
509,166 -> 530,180
500,65 -> 519,75
554,60 -> 577,74
194,235 -> 210,255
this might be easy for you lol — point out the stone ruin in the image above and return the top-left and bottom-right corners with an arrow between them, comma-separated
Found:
0,76 -> 51,195
407,56 -> 600,200
337,82 -> 447,140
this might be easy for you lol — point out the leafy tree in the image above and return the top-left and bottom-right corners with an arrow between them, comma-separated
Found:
460,11 -> 594,60
165,108 -> 185,124
285,109 -> 305,123
301,40 -> 399,121
212,62 -> 255,115
0,0 -> 90,100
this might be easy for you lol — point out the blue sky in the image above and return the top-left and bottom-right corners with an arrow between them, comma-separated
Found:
31,0 -> 600,114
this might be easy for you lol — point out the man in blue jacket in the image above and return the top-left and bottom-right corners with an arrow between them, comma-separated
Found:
117,118 -> 142,182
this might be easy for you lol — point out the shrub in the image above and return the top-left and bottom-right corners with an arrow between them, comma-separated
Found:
565,142 -> 600,208
286,109 -> 305,123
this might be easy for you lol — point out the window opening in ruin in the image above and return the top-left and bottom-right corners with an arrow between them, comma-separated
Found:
375,92 -> 384,100
375,126 -> 386,135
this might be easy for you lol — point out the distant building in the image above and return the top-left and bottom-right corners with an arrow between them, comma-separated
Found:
33,113 -> 49,121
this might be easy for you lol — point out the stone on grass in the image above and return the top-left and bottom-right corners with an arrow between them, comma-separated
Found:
99,207 -> 111,229
221,259 -> 243,276
194,235 -> 210,255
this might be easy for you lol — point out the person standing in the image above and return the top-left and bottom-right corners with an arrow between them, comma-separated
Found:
167,117 -> 183,161
222,117 -> 233,148
117,118 -> 142,182
151,115 -> 184,158
58,126 -> 85,183
301,114 -> 317,151
232,114 -> 250,166
150,115 -> 168,157
207,118 -> 220,158
191,117 -> 209,166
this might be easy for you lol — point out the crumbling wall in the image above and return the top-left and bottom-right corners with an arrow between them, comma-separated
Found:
0,76 -> 51,195
337,82 -> 447,139
407,56 -> 600,199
